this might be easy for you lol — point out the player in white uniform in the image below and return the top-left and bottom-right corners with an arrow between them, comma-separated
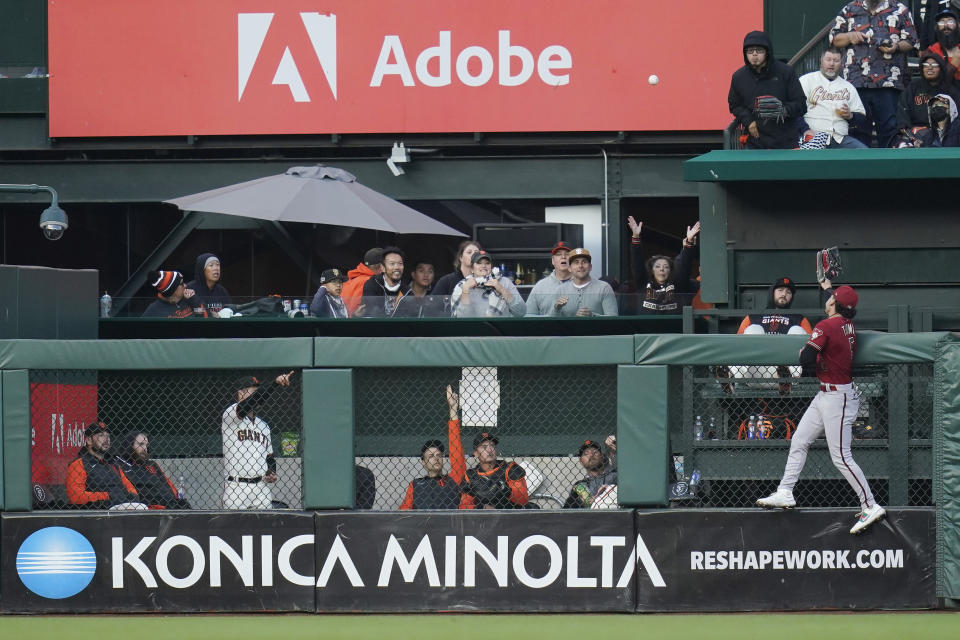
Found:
222,371 -> 294,509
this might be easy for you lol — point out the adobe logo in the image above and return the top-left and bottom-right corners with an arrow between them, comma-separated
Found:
237,12 -> 337,102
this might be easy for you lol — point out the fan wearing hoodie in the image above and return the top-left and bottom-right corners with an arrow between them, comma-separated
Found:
341,247 -> 383,315
728,31 -> 806,149
896,52 -> 960,130
185,253 -> 232,315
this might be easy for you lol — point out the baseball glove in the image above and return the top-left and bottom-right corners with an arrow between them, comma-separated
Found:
816,246 -> 842,283
754,94 -> 786,123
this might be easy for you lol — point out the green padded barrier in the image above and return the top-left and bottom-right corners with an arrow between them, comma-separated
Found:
314,336 -> 635,368
634,332 -> 944,366
302,369 -> 354,509
698,182 -> 728,304
685,149 -> 960,182
934,334 -> 960,599
0,338 -> 314,370
2,370 -> 30,511
617,365 -> 669,506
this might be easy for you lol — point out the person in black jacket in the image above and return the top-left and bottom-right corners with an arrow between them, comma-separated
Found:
728,30 -> 806,149
309,268 -> 350,318
399,385 -> 468,510
627,216 -> 700,314
359,246 -> 407,317
119,431 -> 190,510
64,422 -> 144,509
895,52 -> 960,138
142,270 -> 196,318
185,253 -> 232,316
394,259 -> 444,317
431,240 -> 483,309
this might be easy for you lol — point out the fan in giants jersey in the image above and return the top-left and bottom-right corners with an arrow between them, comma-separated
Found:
222,370 -> 295,509
757,285 -> 886,534
399,385 -> 467,509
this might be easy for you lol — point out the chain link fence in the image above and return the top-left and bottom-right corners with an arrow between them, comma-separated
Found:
354,365 -> 619,510
29,369 -> 303,511
671,362 -> 934,509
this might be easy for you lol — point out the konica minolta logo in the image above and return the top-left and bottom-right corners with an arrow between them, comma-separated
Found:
17,527 -> 97,599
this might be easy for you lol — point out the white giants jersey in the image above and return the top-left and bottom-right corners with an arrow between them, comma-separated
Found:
222,402 -> 273,477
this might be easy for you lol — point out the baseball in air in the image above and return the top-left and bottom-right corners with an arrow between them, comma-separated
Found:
648,74 -> 659,85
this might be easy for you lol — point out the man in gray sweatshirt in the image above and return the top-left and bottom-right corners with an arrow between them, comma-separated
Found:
550,248 -> 618,317
526,241 -> 573,316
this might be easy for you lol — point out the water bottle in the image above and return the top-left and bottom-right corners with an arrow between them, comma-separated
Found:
694,415 -> 704,441
709,416 -> 718,440
690,469 -> 701,488
757,413 -> 766,440
99,291 -> 112,318
747,414 -> 757,440
672,454 -> 684,480
177,474 -> 187,500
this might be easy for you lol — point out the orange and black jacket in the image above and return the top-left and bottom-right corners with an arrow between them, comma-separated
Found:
399,419 -> 467,510
65,449 -> 139,508
121,459 -> 190,510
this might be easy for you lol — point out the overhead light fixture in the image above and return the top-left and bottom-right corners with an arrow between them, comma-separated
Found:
0,183 -> 69,241
386,142 -> 411,176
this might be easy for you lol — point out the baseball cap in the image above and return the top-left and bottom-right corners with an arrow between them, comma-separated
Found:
833,285 -> 858,309
473,431 -> 499,448
363,247 -> 383,266
551,241 -> 572,255
151,270 -> 184,297
471,250 -> 494,265
936,7 -> 958,21
421,439 -> 445,456
320,268 -> 346,284
83,421 -> 109,437
772,276 -> 796,293
578,439 -> 602,456
234,375 -> 260,392
568,248 -> 591,262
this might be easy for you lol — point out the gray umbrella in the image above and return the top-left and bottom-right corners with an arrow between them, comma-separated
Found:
164,165 -> 465,236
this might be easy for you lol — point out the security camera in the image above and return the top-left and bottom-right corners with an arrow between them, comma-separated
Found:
386,158 -> 405,176
39,204 -> 68,241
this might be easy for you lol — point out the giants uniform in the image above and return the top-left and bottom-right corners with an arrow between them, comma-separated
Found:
778,313 -> 877,511
222,400 -> 275,509
399,419 -> 466,510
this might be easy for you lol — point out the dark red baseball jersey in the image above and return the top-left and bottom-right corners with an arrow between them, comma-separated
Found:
807,314 -> 856,384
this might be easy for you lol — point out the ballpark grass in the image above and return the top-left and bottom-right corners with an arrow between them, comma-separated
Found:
1,612 -> 958,639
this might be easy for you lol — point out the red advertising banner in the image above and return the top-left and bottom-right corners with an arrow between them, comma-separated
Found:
30,382 -> 98,485
48,0 -> 761,137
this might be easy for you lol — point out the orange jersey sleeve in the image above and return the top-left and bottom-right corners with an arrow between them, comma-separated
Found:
737,316 -> 751,334
399,482 -> 415,510
65,459 -> 108,505
448,419 -> 466,484
506,463 -> 529,506
800,317 -> 813,334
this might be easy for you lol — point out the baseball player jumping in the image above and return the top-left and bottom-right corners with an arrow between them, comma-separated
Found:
757,285 -> 886,534
222,371 -> 294,509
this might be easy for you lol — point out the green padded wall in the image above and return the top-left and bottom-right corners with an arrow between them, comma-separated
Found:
617,365 -> 669,506
302,369 -> 354,509
2,370 -> 30,511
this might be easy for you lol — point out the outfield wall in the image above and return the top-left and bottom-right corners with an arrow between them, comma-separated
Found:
0,332 -> 957,609
0,508 -> 935,613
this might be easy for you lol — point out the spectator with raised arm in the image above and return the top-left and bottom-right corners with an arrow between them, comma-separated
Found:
628,217 -> 700,314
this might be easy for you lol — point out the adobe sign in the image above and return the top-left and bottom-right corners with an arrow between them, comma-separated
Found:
48,0 -> 761,137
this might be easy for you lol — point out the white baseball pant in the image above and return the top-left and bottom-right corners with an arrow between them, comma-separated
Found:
778,385 -> 876,510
